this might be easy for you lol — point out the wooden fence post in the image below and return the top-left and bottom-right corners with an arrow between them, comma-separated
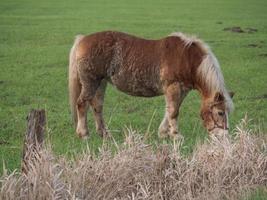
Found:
22,109 -> 46,173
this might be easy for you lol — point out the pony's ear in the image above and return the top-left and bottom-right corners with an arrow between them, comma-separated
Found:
214,92 -> 224,102
229,91 -> 235,98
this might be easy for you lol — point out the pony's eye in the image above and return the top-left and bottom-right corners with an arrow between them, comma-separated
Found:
218,111 -> 225,116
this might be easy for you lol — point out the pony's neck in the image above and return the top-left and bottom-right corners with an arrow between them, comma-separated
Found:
195,75 -> 215,100
169,32 -> 232,110
195,82 -> 215,107
193,52 -> 233,112
193,50 -> 225,99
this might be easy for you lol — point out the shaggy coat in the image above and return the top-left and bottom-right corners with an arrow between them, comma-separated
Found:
69,31 -> 233,139
75,31 -> 203,95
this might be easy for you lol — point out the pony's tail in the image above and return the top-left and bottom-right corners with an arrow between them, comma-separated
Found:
68,35 -> 84,126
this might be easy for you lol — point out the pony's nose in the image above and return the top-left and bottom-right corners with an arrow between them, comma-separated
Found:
209,128 -> 229,139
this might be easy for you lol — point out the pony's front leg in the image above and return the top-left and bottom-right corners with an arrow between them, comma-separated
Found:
160,82 -> 188,139
158,112 -> 169,138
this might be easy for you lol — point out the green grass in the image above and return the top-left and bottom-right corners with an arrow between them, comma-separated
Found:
244,188 -> 267,200
0,0 -> 266,182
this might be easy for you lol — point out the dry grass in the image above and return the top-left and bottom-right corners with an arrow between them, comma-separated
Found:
1,119 -> 267,200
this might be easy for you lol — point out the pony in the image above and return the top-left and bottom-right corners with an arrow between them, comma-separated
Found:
68,31 -> 234,139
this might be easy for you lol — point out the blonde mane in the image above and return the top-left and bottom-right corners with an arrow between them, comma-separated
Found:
170,32 -> 203,47
170,32 -> 234,112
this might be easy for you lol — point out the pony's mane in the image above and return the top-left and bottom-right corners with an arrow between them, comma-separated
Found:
170,32 -> 204,48
170,32 -> 234,112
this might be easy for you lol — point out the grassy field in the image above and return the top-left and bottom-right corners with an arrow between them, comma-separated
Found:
0,0 -> 266,180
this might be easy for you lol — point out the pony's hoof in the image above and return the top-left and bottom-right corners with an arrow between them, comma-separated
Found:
169,131 -> 184,141
76,132 -> 89,139
158,129 -> 169,139
80,134 -> 89,140
76,128 -> 89,139
98,129 -> 112,139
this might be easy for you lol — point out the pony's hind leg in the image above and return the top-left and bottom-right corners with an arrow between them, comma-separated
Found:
76,67 -> 101,138
76,99 -> 89,139
89,80 -> 110,138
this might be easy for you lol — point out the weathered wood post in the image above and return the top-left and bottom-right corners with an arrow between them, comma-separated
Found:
22,109 -> 46,173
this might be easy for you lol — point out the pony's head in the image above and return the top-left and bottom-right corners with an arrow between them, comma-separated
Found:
185,37 -> 235,137
200,91 -> 234,136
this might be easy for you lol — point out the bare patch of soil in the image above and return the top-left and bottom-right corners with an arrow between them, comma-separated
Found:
247,43 -> 262,48
223,26 -> 258,34
254,94 -> 267,100
0,139 -> 9,145
259,53 -> 267,57
246,27 -> 258,33
223,26 -> 245,33
240,94 -> 267,100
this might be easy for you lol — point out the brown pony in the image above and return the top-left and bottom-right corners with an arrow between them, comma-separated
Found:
68,31 -> 234,139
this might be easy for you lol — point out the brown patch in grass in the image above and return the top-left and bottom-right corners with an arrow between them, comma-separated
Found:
253,94 -> 267,100
223,26 -> 245,33
223,27 -> 258,34
259,53 -> 267,57
0,139 -> 9,145
239,94 -> 267,100
1,120 -> 267,200
247,43 -> 262,48
246,27 -> 258,34
126,106 -> 139,113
